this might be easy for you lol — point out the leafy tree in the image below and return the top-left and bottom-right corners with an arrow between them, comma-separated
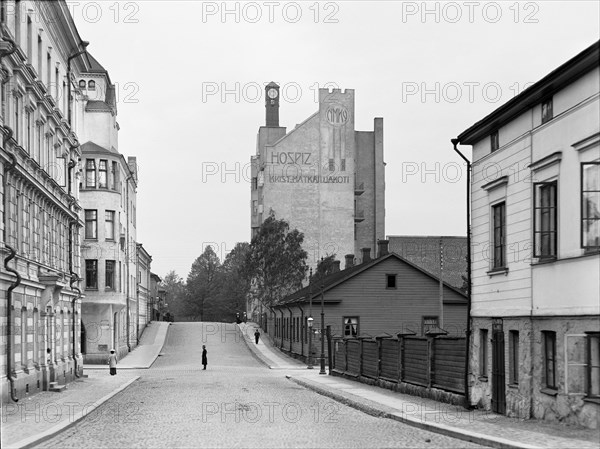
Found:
219,242 -> 251,319
247,213 -> 308,307
162,270 -> 186,320
186,245 -> 222,321
309,254 -> 337,284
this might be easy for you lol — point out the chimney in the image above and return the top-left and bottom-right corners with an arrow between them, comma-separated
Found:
345,254 -> 354,269
377,239 -> 389,257
361,247 -> 371,263
332,260 -> 341,272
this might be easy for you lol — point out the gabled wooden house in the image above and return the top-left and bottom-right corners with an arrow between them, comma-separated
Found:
269,241 -> 468,360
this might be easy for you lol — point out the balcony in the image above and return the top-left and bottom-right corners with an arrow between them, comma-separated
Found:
354,182 -> 365,195
354,210 -> 365,223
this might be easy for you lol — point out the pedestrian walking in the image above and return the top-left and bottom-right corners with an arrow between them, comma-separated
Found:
202,345 -> 207,370
254,329 -> 260,344
108,349 -> 117,376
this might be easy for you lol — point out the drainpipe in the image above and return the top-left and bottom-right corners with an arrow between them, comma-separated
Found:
69,269 -> 81,378
67,42 -> 89,127
451,138 -> 472,410
1,29 -> 19,403
125,174 -> 132,352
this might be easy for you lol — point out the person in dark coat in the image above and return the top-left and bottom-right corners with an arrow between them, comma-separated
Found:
202,345 -> 207,370
254,329 -> 260,344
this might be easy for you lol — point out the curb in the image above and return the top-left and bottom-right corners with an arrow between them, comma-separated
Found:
9,376 -> 140,449
237,324 -> 277,369
287,376 -> 540,449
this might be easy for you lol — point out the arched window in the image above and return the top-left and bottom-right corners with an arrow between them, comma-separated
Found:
78,80 -> 86,89
87,80 -> 96,90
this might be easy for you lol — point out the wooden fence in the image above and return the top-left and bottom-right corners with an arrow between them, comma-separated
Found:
332,336 -> 466,394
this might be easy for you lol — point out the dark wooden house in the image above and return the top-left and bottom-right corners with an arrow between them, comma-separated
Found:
269,241 -> 468,361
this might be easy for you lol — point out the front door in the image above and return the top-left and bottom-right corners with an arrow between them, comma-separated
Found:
491,329 -> 506,414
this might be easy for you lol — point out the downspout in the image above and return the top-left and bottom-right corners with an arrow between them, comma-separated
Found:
3,148 -> 20,403
68,150 -> 81,378
451,138 -> 472,410
1,34 -> 19,402
125,174 -> 132,352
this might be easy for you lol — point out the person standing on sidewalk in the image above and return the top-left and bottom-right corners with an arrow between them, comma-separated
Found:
108,349 -> 117,376
254,329 -> 260,344
202,345 -> 207,370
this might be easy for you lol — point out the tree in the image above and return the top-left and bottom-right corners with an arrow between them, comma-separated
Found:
219,242 -> 252,320
247,214 -> 308,307
310,254 -> 337,284
162,270 -> 186,320
186,246 -> 222,321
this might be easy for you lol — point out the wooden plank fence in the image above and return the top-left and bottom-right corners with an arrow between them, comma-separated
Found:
331,335 -> 465,395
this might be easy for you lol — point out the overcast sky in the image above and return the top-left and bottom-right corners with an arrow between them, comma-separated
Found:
71,1 -> 600,280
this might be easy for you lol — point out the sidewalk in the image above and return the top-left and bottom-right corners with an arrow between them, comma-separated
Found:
1,321 -> 170,449
239,322 -> 600,449
84,321 -> 171,370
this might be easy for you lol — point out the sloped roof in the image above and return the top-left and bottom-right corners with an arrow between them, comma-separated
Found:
80,141 -> 116,154
85,100 -> 113,112
86,52 -> 107,73
276,251 -> 467,308
387,236 -> 467,290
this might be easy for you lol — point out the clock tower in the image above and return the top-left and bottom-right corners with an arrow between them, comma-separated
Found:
265,81 -> 280,127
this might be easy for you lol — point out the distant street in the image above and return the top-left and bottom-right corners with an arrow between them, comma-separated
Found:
36,323 -> 484,448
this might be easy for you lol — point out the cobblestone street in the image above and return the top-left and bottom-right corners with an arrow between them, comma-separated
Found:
34,323 -> 485,448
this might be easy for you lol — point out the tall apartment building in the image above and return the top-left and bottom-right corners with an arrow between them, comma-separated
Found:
75,53 -> 140,362
455,41 -> 599,428
0,1 -> 87,401
250,83 -> 385,270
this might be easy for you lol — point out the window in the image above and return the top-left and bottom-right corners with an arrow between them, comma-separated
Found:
85,260 -> 98,289
480,329 -> 488,377
26,110 -> 31,153
37,36 -> 42,76
251,177 -> 257,190
26,16 -> 32,61
85,159 -> 96,188
492,202 -> 506,269
84,210 -> 97,239
491,131 -> 499,152
88,80 -> 96,90
341,159 -> 346,171
55,67 -> 59,100
79,80 -> 86,89
422,316 -> 439,335
386,274 -> 397,288
534,182 -> 557,258
105,210 -> 115,240
543,331 -> 557,389
105,260 -> 115,290
343,317 -> 358,337
13,96 -> 19,142
46,53 -> 51,89
509,331 -> 519,384
541,98 -> 553,124
99,160 -> 108,188
582,162 -> 600,249
588,333 -> 600,399
329,158 -> 335,171
111,161 -> 118,190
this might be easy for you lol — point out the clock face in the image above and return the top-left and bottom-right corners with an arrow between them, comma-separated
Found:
267,88 -> 278,99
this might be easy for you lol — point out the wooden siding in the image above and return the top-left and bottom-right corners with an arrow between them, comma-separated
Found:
432,338 -> 466,393
403,337 -> 428,386
380,338 -> 400,380
362,340 -> 378,378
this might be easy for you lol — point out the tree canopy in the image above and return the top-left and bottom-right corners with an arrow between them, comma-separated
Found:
247,214 -> 308,307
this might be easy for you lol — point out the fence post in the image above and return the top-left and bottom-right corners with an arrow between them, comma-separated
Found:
427,336 -> 433,388
377,338 -> 382,379
326,325 -> 332,375
359,338 -> 364,377
344,339 -> 348,372
399,336 -> 404,383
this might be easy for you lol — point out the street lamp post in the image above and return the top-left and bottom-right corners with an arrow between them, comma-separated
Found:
319,282 -> 326,375
307,316 -> 314,369
67,41 -> 89,126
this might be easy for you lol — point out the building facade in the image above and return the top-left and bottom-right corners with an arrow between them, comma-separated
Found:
136,243 -> 152,335
0,1 -> 87,401
456,41 -> 600,428
76,54 -> 140,362
250,83 -> 385,270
